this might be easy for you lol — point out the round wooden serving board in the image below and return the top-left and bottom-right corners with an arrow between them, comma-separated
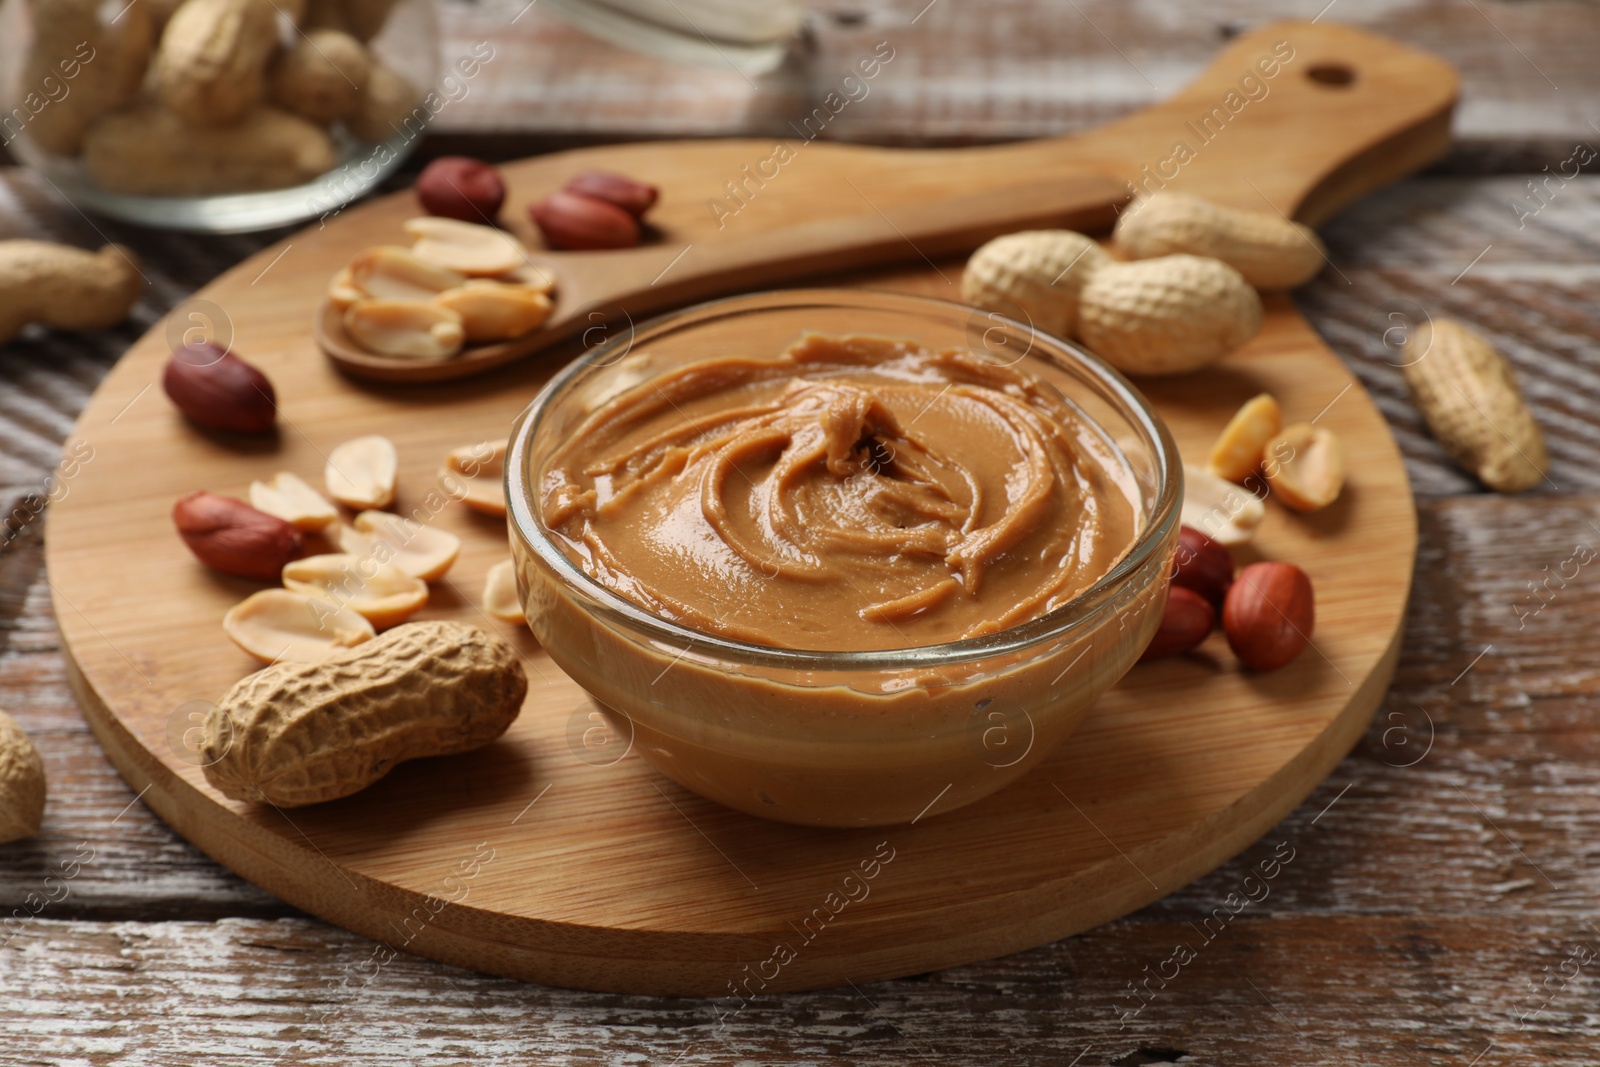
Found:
47,22 -> 1450,995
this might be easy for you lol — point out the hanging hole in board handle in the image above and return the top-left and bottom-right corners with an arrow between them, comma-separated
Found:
1307,63 -> 1356,87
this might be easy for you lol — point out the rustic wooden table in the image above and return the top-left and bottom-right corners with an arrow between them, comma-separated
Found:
3,1 -> 1599,1063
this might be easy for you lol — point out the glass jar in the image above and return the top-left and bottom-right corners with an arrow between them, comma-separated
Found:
0,0 -> 441,232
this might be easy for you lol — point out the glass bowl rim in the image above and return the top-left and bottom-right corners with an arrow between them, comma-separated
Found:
505,287 -> 1182,671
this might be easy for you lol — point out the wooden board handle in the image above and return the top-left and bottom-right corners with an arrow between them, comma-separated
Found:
1048,20 -> 1460,224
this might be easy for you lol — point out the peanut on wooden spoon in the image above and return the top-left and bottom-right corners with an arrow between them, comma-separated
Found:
315,177 -> 1129,383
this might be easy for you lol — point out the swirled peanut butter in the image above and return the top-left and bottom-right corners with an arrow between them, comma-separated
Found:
539,333 -> 1139,651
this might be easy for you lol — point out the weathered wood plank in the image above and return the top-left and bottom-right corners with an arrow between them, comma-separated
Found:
0,912 -> 1591,1064
0,1 -> 1591,1054
424,0 -> 1600,159
1,0 -> 1594,171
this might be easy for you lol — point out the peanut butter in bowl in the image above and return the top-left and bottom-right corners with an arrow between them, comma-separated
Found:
540,333 -> 1141,651
507,290 -> 1180,827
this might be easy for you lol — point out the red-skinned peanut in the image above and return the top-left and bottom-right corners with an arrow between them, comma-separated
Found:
1223,561 -> 1315,671
1140,585 -> 1216,661
529,191 -> 640,251
1172,524 -> 1234,610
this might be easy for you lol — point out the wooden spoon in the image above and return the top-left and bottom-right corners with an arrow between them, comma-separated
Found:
315,175 -> 1127,383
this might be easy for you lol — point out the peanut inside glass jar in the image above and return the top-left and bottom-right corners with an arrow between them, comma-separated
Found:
0,0 -> 443,231
537,332 -> 1142,652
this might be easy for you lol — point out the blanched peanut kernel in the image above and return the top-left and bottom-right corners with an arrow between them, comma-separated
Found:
482,559 -> 525,624
347,245 -> 466,302
1180,462 -> 1264,546
340,510 -> 461,582
434,281 -> 552,343
440,440 -> 506,516
1264,423 -> 1345,512
249,471 -> 339,530
222,588 -> 375,663
403,217 -> 529,276
283,553 -> 429,629
325,434 -> 398,510
1207,393 -> 1282,483
504,262 -> 557,293
328,266 -> 364,311
344,299 -> 465,360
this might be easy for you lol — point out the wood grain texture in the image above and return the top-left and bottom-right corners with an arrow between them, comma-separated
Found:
417,0 -> 1598,161
9,496 -> 1600,1063
38,21 -> 1435,995
0,912 -> 1587,1065
0,0 -> 1596,1057
0,524 -> 289,920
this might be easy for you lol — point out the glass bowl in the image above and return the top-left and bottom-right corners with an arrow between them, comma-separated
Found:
0,0 -> 441,232
506,289 -> 1181,827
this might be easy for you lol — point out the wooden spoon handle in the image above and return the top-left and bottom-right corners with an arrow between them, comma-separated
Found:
544,174 -> 1126,332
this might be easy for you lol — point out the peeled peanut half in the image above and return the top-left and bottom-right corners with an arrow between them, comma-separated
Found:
404,217 -> 529,276
283,553 -> 429,630
434,281 -> 553,343
249,471 -> 339,531
1207,393 -> 1282,483
326,434 -> 398,509
483,559 -> 526,624
347,245 -> 467,302
1264,423 -> 1345,512
340,510 -> 461,582
441,440 -> 506,516
504,262 -> 557,293
1181,462 -> 1265,546
222,589 -> 375,664
328,266 -> 364,312
344,299 -> 466,360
